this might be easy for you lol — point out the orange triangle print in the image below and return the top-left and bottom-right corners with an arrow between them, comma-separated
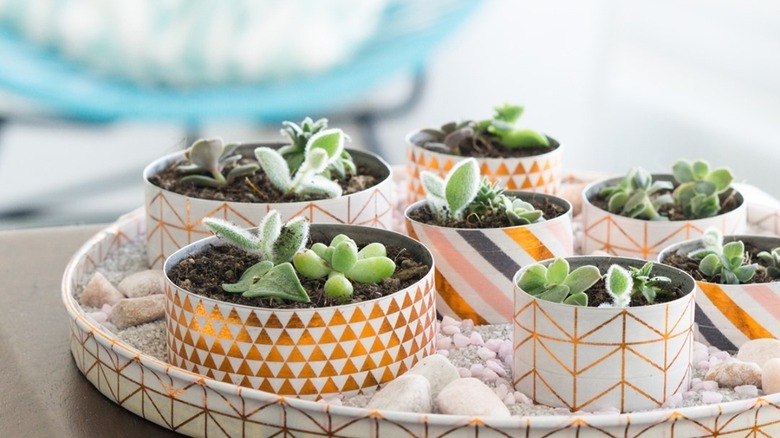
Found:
189,348 -> 200,364
529,161 -> 541,173
321,378 -> 339,394
245,312 -> 263,328
202,354 -> 218,369
265,313 -> 283,329
237,360 -> 253,375
329,344 -> 348,360
379,351 -> 394,367
278,381 -> 297,395
259,379 -> 275,393
201,320 -> 217,337
287,347 -> 306,362
361,355 -> 377,371
308,345 -> 327,361
246,345 -> 263,361
226,308 -> 242,324
521,177 -> 533,189
240,376 -> 252,388
329,310 -> 347,326
362,372 -> 379,389
506,179 -> 518,190
370,337 -> 387,354
536,175 -> 546,187
217,324 -> 233,341
387,332 -> 401,348
188,317 -> 202,332
428,156 -> 439,170
513,162 -> 527,174
341,359 -> 358,374
381,368 -> 396,383
349,308 -> 367,323
277,364 -> 295,378
255,329 -> 273,345
360,324 -> 377,338
307,312 -> 326,328
495,162 -> 510,176
369,304 -> 386,319
182,296 -> 193,312
299,379 -> 318,396
394,313 -> 408,329
350,341 -> 367,357
210,341 -> 226,356
182,330 -> 195,347
265,346 -> 284,362
416,153 -> 427,166
285,313 -> 305,329
194,302 -> 209,317
543,160 -> 552,170
319,328 -> 337,344
257,363 -> 274,377
296,329 -> 316,345
235,326 -> 252,343
480,162 -> 491,176
319,362 -> 338,377
339,326 -> 358,342
343,376 -> 359,392
443,159 -> 454,172
379,318 -> 394,334
386,299 -> 400,315
195,336 -> 209,351
276,329 -> 295,346
209,306 -> 225,322
220,358 -> 235,374
299,363 -> 317,379
401,293 -> 413,309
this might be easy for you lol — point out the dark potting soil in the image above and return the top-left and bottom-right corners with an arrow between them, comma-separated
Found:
149,159 -> 379,203
167,244 -> 430,309
589,187 -> 741,221
407,196 -> 567,229
586,276 -> 688,307
416,135 -> 558,159
662,242 -> 775,285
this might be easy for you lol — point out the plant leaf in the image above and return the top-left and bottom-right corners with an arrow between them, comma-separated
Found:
421,171 -> 445,200
259,211 -> 282,258
324,273 -> 353,301
306,128 -> 344,161
672,160 -> 694,183
563,265 -> 602,295
222,261 -> 274,293
293,250 -> 331,279
733,264 -> 757,283
297,175 -> 343,198
545,258 -> 570,285
331,241 -> 359,273
606,265 -> 633,298
706,168 -> 734,192
444,159 -> 480,218
242,263 -> 310,303
346,257 -> 396,283
699,253 -> 722,277
188,138 -> 224,171
358,242 -> 386,259
180,175 -> 225,188
537,284 -> 570,303
517,265 -> 548,295
691,160 -> 710,180
722,241 -> 745,262
255,147 -> 292,192
563,292 -> 588,306
203,218 -> 262,252
226,163 -> 260,184
271,217 -> 309,264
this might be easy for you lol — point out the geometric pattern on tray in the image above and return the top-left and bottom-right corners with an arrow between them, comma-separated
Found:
145,182 -> 393,269
404,143 -> 562,205
165,274 -> 437,400
63,209 -> 780,436
513,291 -> 695,412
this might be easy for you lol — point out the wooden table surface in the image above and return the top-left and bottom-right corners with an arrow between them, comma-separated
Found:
0,225 -> 180,437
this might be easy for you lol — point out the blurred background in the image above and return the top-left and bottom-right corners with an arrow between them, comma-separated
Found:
0,0 -> 778,230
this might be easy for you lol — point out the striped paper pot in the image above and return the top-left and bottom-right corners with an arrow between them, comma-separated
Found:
658,235 -> 780,351
144,144 -> 393,268
513,257 -> 696,412
164,224 -> 437,400
404,191 -> 573,324
404,132 -> 562,206
582,175 -> 747,260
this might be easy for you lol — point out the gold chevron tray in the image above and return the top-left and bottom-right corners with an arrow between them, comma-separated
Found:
62,173 -> 780,437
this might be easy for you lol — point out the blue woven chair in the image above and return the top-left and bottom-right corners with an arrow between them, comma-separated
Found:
0,0 -> 481,123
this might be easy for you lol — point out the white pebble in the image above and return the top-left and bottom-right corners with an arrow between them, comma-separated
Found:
692,349 -> 709,363
484,339 -> 503,353
498,341 -> 513,362
86,312 -> 108,324
734,385 -> 759,397
477,347 -> 497,361
737,338 -> 780,369
696,361 -> 711,371
494,384 -> 509,400
690,378 -> 702,386
441,315 -> 459,327
762,358 -> 780,394
503,393 -> 516,405
705,360 -> 762,388
485,359 -> 507,377
407,354 -> 460,398
713,351 -> 730,361
460,319 -> 475,331
514,391 -> 533,404
683,391 -> 697,400
436,349 -> 450,357
442,325 -> 461,336
693,341 -> 708,351
80,272 -> 125,308
437,337 -> 452,350
100,304 -> 113,315
437,378 -> 511,417
453,333 -> 470,349
663,393 -> 683,408
367,374 -> 432,413
469,331 -> 484,346
701,391 -> 724,404
118,269 -> 165,298
481,368 -> 499,382
109,295 -> 166,329
458,368 -> 471,378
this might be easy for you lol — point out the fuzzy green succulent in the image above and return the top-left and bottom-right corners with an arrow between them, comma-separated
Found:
277,117 -> 356,178
687,229 -> 757,285
255,128 -> 347,198
517,258 -> 602,306
203,211 -> 310,302
757,247 -> 780,279
177,138 -> 260,187
672,159 -> 734,219
293,235 -> 396,302
600,262 -> 672,308
413,104 -> 550,155
599,167 -> 674,220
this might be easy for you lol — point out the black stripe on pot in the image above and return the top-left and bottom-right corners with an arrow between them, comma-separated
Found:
456,230 -> 520,281
694,305 -> 738,351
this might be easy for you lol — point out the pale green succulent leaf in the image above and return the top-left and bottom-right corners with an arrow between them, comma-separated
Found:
563,292 -> 588,307
255,147 -> 292,191
293,250 -> 331,279
421,171 -> 445,200
188,138 -> 224,171
242,263 -> 310,303
331,241 -> 358,273
358,242 -> 386,259
705,168 -> 734,192
606,265 -> 633,298
545,258 -> 570,284
537,284 -> 570,303
517,265 -> 548,295
324,273 -> 353,301
444,158 -> 481,218
271,217 -> 309,264
691,160 -> 710,180
180,174 -> 225,187
672,160 -> 694,183
222,261 -> 274,293
226,163 -> 260,184
699,253 -> 722,277
563,265 -> 602,295
306,128 -> 344,161
203,218 -> 262,252
346,257 -> 396,284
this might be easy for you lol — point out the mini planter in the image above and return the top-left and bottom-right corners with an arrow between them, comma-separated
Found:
658,235 -> 780,351
145,144 -> 393,268
163,224 -> 436,400
405,191 -> 573,325
513,256 -> 696,413
581,174 -> 747,260
405,132 -> 562,206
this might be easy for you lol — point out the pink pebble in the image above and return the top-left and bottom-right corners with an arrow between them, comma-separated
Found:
485,339 -> 503,353
458,368 -> 472,378
481,368 -> 499,382
663,393 -> 683,408
101,304 -> 113,315
442,325 -> 461,336
441,315 -> 459,327
453,333 -> 470,348
692,350 -> 708,363
498,341 -> 513,362
436,349 -> 450,357
486,359 -> 507,377
494,384 -> 509,399
477,347 -> 497,361
735,385 -> 758,397
697,361 -> 711,371
514,391 -> 532,404
469,331 -> 484,346
87,312 -> 108,324
712,351 -> 730,361
503,393 -> 516,405
469,364 -> 484,377
460,319 -> 475,331
701,380 -> 719,391
701,391 -> 723,404
683,391 -> 697,400
437,337 -> 453,350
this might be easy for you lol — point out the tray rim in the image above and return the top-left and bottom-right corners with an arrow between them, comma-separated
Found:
62,206 -> 780,434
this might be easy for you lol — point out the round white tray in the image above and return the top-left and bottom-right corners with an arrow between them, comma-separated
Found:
62,208 -> 780,436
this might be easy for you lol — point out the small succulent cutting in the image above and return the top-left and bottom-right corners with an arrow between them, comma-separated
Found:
277,117 -> 357,178
203,211 -> 310,302
757,247 -> 780,279
687,228 -> 757,285
600,262 -> 672,308
293,234 -> 396,302
177,138 -> 260,187
599,167 -> 674,221
516,258 -> 602,306
413,104 -> 550,155
255,128 -> 347,198
672,159 -> 734,219
421,158 -> 545,224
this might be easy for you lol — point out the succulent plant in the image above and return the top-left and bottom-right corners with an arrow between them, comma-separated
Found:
255,128 -> 346,198
672,159 -> 734,219
293,234 -> 396,302
601,262 -> 671,308
203,211 -> 310,302
516,258 -> 602,306
757,247 -> 780,279
412,104 -> 550,155
599,167 -> 674,220
177,138 -> 260,187
687,228 -> 757,285
503,198 -> 544,226
277,117 -> 356,178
